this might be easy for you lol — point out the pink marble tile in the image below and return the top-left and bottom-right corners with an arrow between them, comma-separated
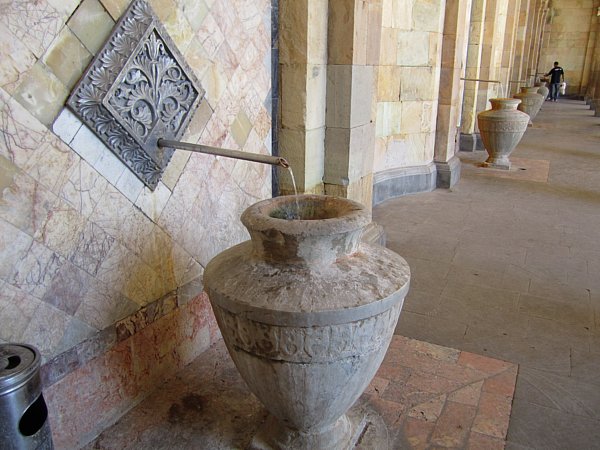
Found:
430,401 -> 477,448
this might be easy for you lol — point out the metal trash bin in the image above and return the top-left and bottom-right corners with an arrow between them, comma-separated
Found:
0,344 -> 53,450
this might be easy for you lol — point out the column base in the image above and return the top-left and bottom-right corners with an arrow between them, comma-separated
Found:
372,163 -> 437,206
458,133 -> 484,152
435,155 -> 462,189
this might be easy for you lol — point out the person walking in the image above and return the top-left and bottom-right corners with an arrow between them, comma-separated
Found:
545,61 -> 565,102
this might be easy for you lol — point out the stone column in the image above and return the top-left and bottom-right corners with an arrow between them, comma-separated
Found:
323,0 -> 382,209
435,0 -> 473,187
509,0 -> 531,95
500,0 -> 521,94
278,0 -> 328,195
475,0 -> 509,115
460,0 -> 487,150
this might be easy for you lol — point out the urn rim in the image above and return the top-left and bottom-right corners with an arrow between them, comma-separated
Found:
241,194 -> 372,237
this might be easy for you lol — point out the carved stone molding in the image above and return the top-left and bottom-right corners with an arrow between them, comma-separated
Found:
213,303 -> 402,364
67,0 -> 204,190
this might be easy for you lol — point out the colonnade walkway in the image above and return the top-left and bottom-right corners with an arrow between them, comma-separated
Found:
376,99 -> 600,449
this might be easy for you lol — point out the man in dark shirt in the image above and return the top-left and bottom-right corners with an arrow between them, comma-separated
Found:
545,61 -> 565,102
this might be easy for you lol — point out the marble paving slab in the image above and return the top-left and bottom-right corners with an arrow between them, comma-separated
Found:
85,336 -> 518,449
460,153 -> 550,183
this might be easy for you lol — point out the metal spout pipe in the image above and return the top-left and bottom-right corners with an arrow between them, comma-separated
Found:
158,139 -> 290,168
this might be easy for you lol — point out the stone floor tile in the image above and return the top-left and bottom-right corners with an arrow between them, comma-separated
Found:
445,264 -> 531,294
460,334 -> 572,375
514,367 -> 600,419
527,277 -> 591,303
569,347 -> 600,386
448,381 -> 483,406
483,366 -> 519,398
471,390 -> 512,439
525,316 -> 591,351
440,281 -> 520,311
396,311 -> 468,348
467,431 -> 505,450
429,401 -> 477,448
507,400 -> 600,450
402,289 -> 444,316
518,293 -> 593,326
457,351 -> 513,375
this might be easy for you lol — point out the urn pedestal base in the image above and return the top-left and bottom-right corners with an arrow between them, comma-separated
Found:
251,413 -> 355,450
481,155 -> 511,170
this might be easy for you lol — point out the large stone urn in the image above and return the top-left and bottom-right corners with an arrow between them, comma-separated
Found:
204,195 -> 410,449
477,98 -> 530,170
514,86 -> 544,123
535,82 -> 549,100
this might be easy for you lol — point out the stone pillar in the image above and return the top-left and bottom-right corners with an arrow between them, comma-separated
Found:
500,0 -> 521,94
323,0 -> 382,209
460,0 -> 487,150
435,0 -> 473,187
475,0 -> 509,114
509,0 -> 531,95
278,0 -> 328,195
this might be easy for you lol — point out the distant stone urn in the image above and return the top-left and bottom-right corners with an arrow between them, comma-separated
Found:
204,195 -> 410,449
478,98 -> 530,170
535,82 -> 549,100
514,86 -> 544,123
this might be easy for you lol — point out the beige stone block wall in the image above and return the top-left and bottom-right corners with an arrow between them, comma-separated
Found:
539,0 -> 597,94
374,0 -> 444,173
0,0 -> 273,366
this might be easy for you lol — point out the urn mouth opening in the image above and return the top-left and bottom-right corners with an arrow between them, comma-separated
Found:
242,195 -> 371,236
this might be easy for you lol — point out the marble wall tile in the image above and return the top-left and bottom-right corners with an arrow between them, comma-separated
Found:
0,88 -> 49,168
98,0 -> 129,20
135,182 -> 172,222
114,168 -> 144,204
163,7 -> 195,53
10,239 -> 65,300
40,260 -> 93,315
42,26 -> 93,90
13,61 -> 69,127
90,185 -> 153,257
0,24 -> 37,91
67,0 -> 115,55
0,280 -> 41,343
0,165 -> 58,237
177,0 -> 209,32
52,108 -> 83,145
24,134 -> 77,195
60,157 -> 109,217
70,220 -> 115,276
22,299 -> 71,357
34,200 -> 86,257
196,13 -> 225,59
75,277 -> 138,330
54,316 -> 98,355
0,0 -> 63,58
0,219 -> 33,280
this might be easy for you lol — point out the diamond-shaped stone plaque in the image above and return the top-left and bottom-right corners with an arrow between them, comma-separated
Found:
67,0 -> 204,190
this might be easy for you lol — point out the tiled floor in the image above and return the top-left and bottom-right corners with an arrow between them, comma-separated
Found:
375,99 -> 600,449
86,337 -> 517,449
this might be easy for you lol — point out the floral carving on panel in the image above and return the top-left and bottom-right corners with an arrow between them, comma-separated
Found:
67,0 -> 204,190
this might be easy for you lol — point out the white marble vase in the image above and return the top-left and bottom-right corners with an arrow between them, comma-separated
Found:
478,98 -> 530,170
514,86 -> 544,122
204,195 -> 410,449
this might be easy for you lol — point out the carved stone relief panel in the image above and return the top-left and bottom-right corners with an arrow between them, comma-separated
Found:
67,0 -> 205,190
